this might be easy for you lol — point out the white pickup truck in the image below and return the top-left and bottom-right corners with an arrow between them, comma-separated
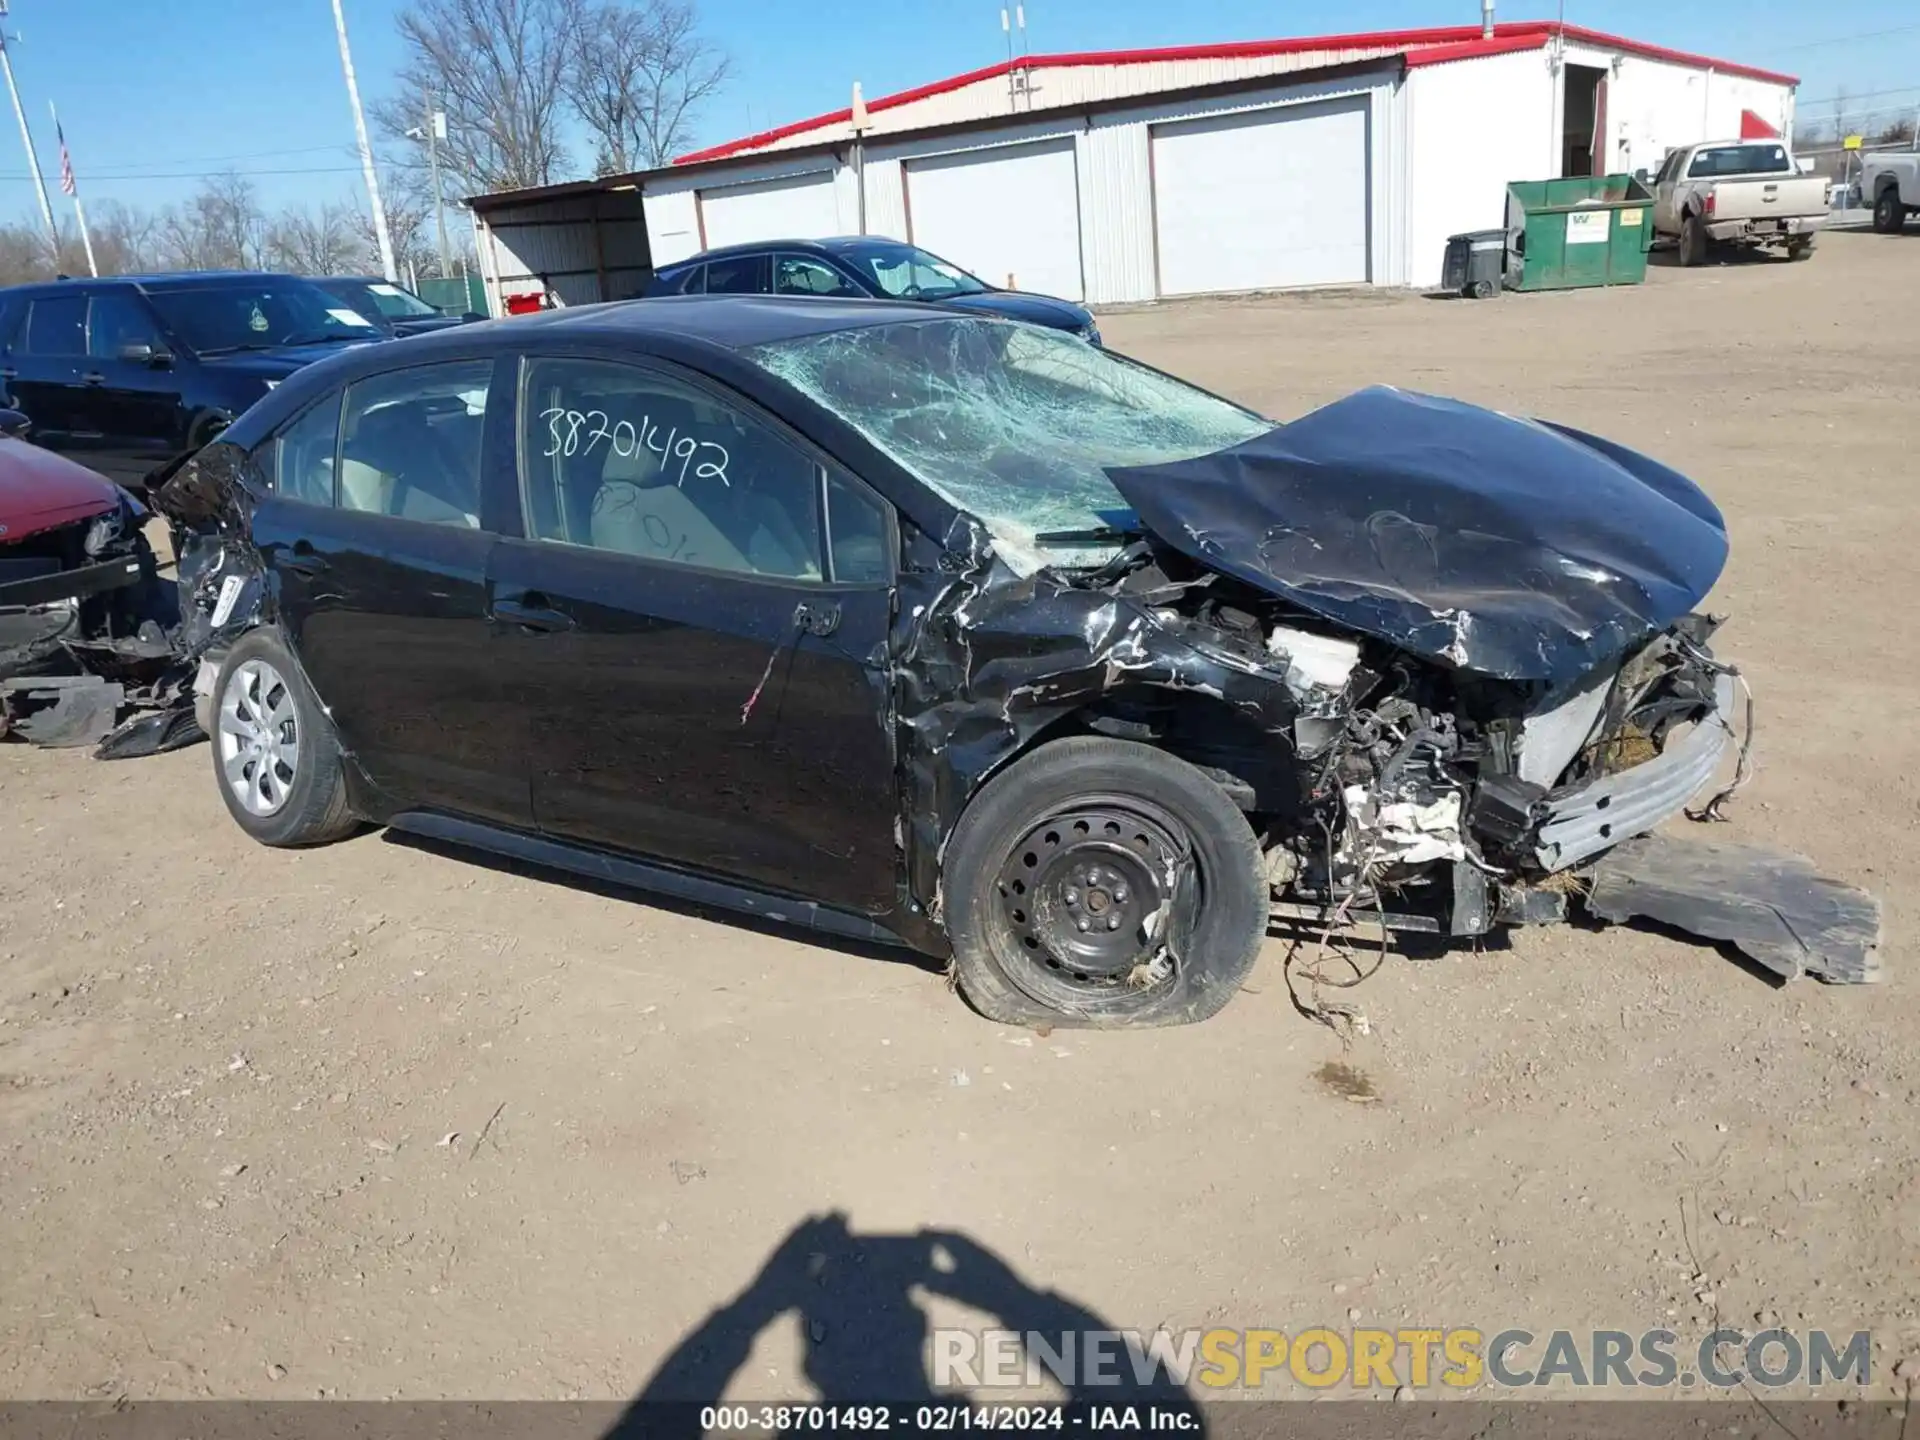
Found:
1651,140 -> 1827,265
1859,143 -> 1920,233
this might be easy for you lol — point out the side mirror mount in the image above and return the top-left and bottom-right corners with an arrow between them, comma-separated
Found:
118,340 -> 173,368
0,407 -> 31,438
1633,168 -> 1650,184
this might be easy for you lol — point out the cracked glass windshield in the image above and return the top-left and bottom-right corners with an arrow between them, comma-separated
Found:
752,318 -> 1273,573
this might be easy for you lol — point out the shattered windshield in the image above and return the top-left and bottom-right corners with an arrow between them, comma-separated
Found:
750,318 -> 1273,572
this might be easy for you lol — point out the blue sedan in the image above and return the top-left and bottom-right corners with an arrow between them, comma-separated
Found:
644,236 -> 1101,344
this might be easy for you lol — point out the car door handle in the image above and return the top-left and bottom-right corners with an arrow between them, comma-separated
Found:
792,598 -> 840,637
494,592 -> 575,634
81,371 -> 106,386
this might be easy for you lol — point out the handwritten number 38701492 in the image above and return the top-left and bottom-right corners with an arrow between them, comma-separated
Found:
539,407 -> 732,488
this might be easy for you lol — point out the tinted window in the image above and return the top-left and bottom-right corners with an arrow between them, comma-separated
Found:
519,355 -> 822,580
835,241 -> 988,299
1687,144 -> 1790,178
663,265 -> 706,295
824,472 -> 889,583
88,292 -> 165,359
704,255 -> 769,295
338,361 -> 491,527
270,392 -> 345,507
24,296 -> 88,356
144,280 -> 379,354
775,255 -> 858,297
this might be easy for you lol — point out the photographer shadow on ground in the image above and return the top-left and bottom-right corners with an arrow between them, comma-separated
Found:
605,1211 -> 1204,1438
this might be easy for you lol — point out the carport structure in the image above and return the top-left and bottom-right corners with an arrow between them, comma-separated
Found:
468,18 -> 1796,310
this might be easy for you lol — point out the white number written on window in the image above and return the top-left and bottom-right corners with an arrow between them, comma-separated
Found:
538,405 -> 731,486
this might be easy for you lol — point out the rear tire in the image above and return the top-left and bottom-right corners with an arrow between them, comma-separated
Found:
1874,189 -> 1906,234
210,629 -> 357,848
1679,213 -> 1709,267
1786,238 -> 1814,262
1468,278 -> 1496,300
941,737 -> 1268,1029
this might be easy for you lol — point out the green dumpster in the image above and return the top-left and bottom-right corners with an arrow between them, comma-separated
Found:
1503,174 -> 1655,292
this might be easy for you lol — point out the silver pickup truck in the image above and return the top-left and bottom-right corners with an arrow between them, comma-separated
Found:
1651,140 -> 1827,265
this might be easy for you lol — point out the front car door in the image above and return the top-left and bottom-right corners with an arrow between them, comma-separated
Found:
82,289 -> 189,486
489,351 -> 901,915
247,355 -> 530,828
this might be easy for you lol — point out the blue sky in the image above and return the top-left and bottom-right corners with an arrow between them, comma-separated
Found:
3,0 -> 1914,221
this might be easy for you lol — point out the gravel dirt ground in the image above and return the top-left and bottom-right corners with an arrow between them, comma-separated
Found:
2,229 -> 1914,1406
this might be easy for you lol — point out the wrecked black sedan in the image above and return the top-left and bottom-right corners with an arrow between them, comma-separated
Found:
150,296 -> 1880,1027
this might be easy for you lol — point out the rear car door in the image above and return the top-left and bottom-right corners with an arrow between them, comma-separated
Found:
703,254 -> 772,295
81,289 -> 188,486
250,357 -> 531,827
5,294 -> 90,453
490,352 -> 901,915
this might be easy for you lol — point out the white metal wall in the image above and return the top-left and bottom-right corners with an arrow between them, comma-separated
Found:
474,194 -> 651,314
644,65 -> 1406,304
642,155 -> 856,267
1567,44 -> 1797,180
1403,48 -> 1556,289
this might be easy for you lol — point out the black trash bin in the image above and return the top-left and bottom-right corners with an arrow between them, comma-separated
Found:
1441,229 -> 1507,299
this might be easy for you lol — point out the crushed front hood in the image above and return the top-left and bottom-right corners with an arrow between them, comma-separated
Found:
1106,386 -> 1729,684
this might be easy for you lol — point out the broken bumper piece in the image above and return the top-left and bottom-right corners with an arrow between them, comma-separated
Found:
1587,832 -> 1882,984
1534,672 -> 1736,872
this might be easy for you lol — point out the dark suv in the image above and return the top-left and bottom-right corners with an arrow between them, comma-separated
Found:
0,272 -> 388,490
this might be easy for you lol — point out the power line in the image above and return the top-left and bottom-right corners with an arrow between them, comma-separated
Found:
1767,21 -> 1920,53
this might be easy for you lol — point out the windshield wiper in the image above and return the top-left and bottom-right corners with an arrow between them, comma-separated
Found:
281,329 -> 360,347
1033,525 -> 1144,545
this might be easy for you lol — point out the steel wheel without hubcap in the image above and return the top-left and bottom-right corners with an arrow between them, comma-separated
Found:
992,800 -> 1196,1008
219,658 -> 300,818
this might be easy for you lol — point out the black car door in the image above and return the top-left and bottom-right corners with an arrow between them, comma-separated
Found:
250,356 -> 531,828
490,352 -> 901,916
4,294 -> 90,453
81,290 -> 189,485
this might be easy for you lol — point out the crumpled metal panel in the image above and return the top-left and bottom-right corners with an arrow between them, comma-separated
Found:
888,516 -> 1304,946
1107,386 -> 1730,685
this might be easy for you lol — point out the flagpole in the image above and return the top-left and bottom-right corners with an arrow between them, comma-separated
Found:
49,100 -> 95,276
0,13 -> 57,254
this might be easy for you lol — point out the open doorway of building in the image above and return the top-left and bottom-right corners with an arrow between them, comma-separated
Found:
1562,63 -> 1610,176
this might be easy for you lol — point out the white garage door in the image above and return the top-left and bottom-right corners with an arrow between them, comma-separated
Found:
1152,97 -> 1370,296
700,171 -> 840,249
905,139 -> 1084,301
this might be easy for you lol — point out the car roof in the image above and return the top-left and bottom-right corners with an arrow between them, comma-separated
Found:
0,271 -> 318,299
410,293 -> 963,351
662,235 -> 910,269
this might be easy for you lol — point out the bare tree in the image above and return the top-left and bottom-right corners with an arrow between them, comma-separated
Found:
267,202 -> 373,275
377,0 -> 574,194
564,0 -> 729,173
156,172 -> 268,271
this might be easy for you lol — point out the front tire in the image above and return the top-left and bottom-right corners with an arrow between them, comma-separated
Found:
941,737 -> 1268,1029
210,629 -> 357,847
1874,189 -> 1906,234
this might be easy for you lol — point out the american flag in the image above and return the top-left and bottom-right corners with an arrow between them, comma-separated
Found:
56,118 -> 75,197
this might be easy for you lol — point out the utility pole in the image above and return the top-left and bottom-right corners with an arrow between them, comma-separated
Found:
426,95 -> 450,277
331,0 -> 398,282
0,6 -> 57,256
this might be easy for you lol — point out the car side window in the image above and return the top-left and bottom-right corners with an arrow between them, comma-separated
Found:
338,360 -> 491,528
88,292 -> 166,359
267,392 -> 345,507
518,355 -> 828,581
667,265 -> 706,295
824,472 -> 890,583
775,255 -> 858,297
705,255 -> 770,294
23,296 -> 87,356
